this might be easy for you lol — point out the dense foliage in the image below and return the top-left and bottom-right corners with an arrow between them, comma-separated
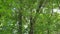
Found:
0,0 -> 60,34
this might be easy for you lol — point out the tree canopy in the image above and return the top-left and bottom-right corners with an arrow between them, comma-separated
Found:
0,0 -> 60,34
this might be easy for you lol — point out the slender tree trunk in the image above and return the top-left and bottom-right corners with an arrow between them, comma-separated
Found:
16,0 -> 23,34
29,0 -> 47,34
18,8 -> 22,34
29,14 -> 34,34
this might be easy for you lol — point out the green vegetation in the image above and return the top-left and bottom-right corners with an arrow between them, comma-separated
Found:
0,0 -> 60,34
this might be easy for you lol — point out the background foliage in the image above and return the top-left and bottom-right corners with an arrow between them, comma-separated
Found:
0,0 -> 60,34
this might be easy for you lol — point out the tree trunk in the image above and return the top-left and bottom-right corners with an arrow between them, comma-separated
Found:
29,0 -> 47,34
18,8 -> 22,34
29,15 -> 34,34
